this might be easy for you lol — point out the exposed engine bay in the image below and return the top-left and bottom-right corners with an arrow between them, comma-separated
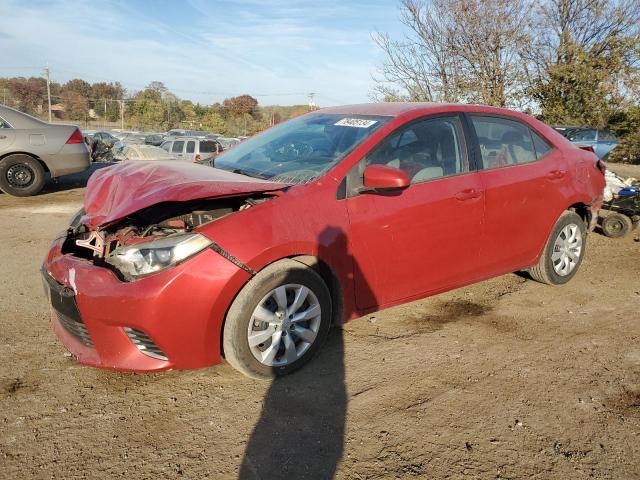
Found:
62,193 -> 275,264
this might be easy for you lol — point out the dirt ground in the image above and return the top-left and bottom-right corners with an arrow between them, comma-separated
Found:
1,164 -> 639,479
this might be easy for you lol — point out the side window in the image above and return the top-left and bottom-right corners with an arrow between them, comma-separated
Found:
186,141 -> 196,153
470,116 -> 536,169
172,141 -> 184,153
160,141 -> 171,152
568,129 -> 596,142
598,130 -> 616,142
0,116 -> 11,129
531,130 -> 553,160
365,116 -> 468,184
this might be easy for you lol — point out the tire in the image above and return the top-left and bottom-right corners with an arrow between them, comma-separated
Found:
223,259 -> 332,379
601,213 -> 633,238
0,154 -> 46,196
528,211 -> 587,285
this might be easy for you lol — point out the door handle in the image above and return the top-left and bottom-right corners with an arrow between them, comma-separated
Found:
546,169 -> 567,180
455,188 -> 483,201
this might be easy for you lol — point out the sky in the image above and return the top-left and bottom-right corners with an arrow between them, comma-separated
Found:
0,0 -> 405,107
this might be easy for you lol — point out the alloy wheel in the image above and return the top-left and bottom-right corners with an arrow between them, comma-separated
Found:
551,223 -> 583,276
247,284 -> 322,367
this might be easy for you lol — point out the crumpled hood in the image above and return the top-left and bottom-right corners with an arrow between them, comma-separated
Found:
82,161 -> 287,229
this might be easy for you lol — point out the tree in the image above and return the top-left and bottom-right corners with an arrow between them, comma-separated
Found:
372,0 -> 531,106
2,77 -> 48,114
60,90 -> 88,121
91,82 -> 125,121
526,0 -> 640,127
64,78 -> 91,98
223,95 -> 259,118
200,111 -> 225,133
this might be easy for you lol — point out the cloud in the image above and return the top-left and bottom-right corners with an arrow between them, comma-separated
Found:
0,0 -> 399,105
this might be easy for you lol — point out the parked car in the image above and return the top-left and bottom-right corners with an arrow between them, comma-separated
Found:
121,134 -> 147,145
0,105 -> 90,196
113,144 -> 178,162
92,131 -> 119,147
160,136 -> 223,162
218,137 -> 241,149
144,134 -> 164,146
163,129 -> 212,142
42,103 -> 604,378
554,127 -> 618,160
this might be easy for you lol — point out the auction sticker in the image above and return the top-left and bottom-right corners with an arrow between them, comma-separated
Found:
334,118 -> 378,128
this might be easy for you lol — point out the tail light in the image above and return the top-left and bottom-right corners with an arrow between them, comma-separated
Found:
578,145 -> 595,153
194,154 -> 201,162
66,128 -> 84,144
596,159 -> 606,174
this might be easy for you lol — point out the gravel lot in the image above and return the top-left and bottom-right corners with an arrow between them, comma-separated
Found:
1,164 -> 639,479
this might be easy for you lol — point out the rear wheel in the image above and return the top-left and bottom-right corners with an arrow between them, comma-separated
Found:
223,259 -> 332,379
0,154 -> 46,196
528,211 -> 586,285
601,213 -> 632,238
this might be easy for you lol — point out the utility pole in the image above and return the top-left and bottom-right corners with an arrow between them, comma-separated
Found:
308,93 -> 317,111
119,100 -> 124,130
44,64 -> 52,122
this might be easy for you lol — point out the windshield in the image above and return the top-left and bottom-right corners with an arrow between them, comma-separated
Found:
213,113 -> 390,184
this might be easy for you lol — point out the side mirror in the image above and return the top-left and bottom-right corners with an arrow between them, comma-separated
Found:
362,164 -> 410,191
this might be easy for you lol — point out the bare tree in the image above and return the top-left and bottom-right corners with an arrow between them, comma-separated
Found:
372,0 -> 532,107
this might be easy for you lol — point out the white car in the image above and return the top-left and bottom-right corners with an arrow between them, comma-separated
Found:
160,137 -> 223,162
113,144 -> 178,162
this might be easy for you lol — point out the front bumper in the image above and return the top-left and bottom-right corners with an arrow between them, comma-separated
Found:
42,236 -> 250,371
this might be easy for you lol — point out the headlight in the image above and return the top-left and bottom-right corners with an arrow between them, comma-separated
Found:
68,208 -> 86,229
106,233 -> 212,279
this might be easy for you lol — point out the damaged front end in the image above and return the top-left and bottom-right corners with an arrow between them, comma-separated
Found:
62,194 -> 273,281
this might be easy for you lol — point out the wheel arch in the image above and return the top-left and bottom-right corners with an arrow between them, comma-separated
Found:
567,202 -> 592,227
0,151 -> 50,173
218,253 -> 345,359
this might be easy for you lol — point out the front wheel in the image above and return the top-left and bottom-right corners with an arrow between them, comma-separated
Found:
223,259 -> 332,379
0,154 -> 46,196
528,211 -> 587,285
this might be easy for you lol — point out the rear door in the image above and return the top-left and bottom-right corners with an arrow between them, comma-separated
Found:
345,114 -> 485,309
468,114 -> 567,275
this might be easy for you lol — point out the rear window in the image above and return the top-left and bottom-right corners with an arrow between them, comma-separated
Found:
186,141 -> 195,153
199,141 -> 218,153
172,141 -> 184,153
531,131 -> 553,160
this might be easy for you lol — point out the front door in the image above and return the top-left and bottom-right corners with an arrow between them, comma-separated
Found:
345,115 -> 484,310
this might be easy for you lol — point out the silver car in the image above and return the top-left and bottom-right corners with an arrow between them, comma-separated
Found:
0,105 -> 90,196
160,136 -> 223,162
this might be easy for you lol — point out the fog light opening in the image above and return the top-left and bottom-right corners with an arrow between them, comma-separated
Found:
123,327 -> 168,361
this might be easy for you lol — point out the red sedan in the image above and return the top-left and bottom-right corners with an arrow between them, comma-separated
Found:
42,103 -> 605,378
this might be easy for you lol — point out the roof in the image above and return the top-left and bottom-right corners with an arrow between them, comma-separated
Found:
317,102 -> 527,118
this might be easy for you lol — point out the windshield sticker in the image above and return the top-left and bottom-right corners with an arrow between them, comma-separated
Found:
334,118 -> 378,128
